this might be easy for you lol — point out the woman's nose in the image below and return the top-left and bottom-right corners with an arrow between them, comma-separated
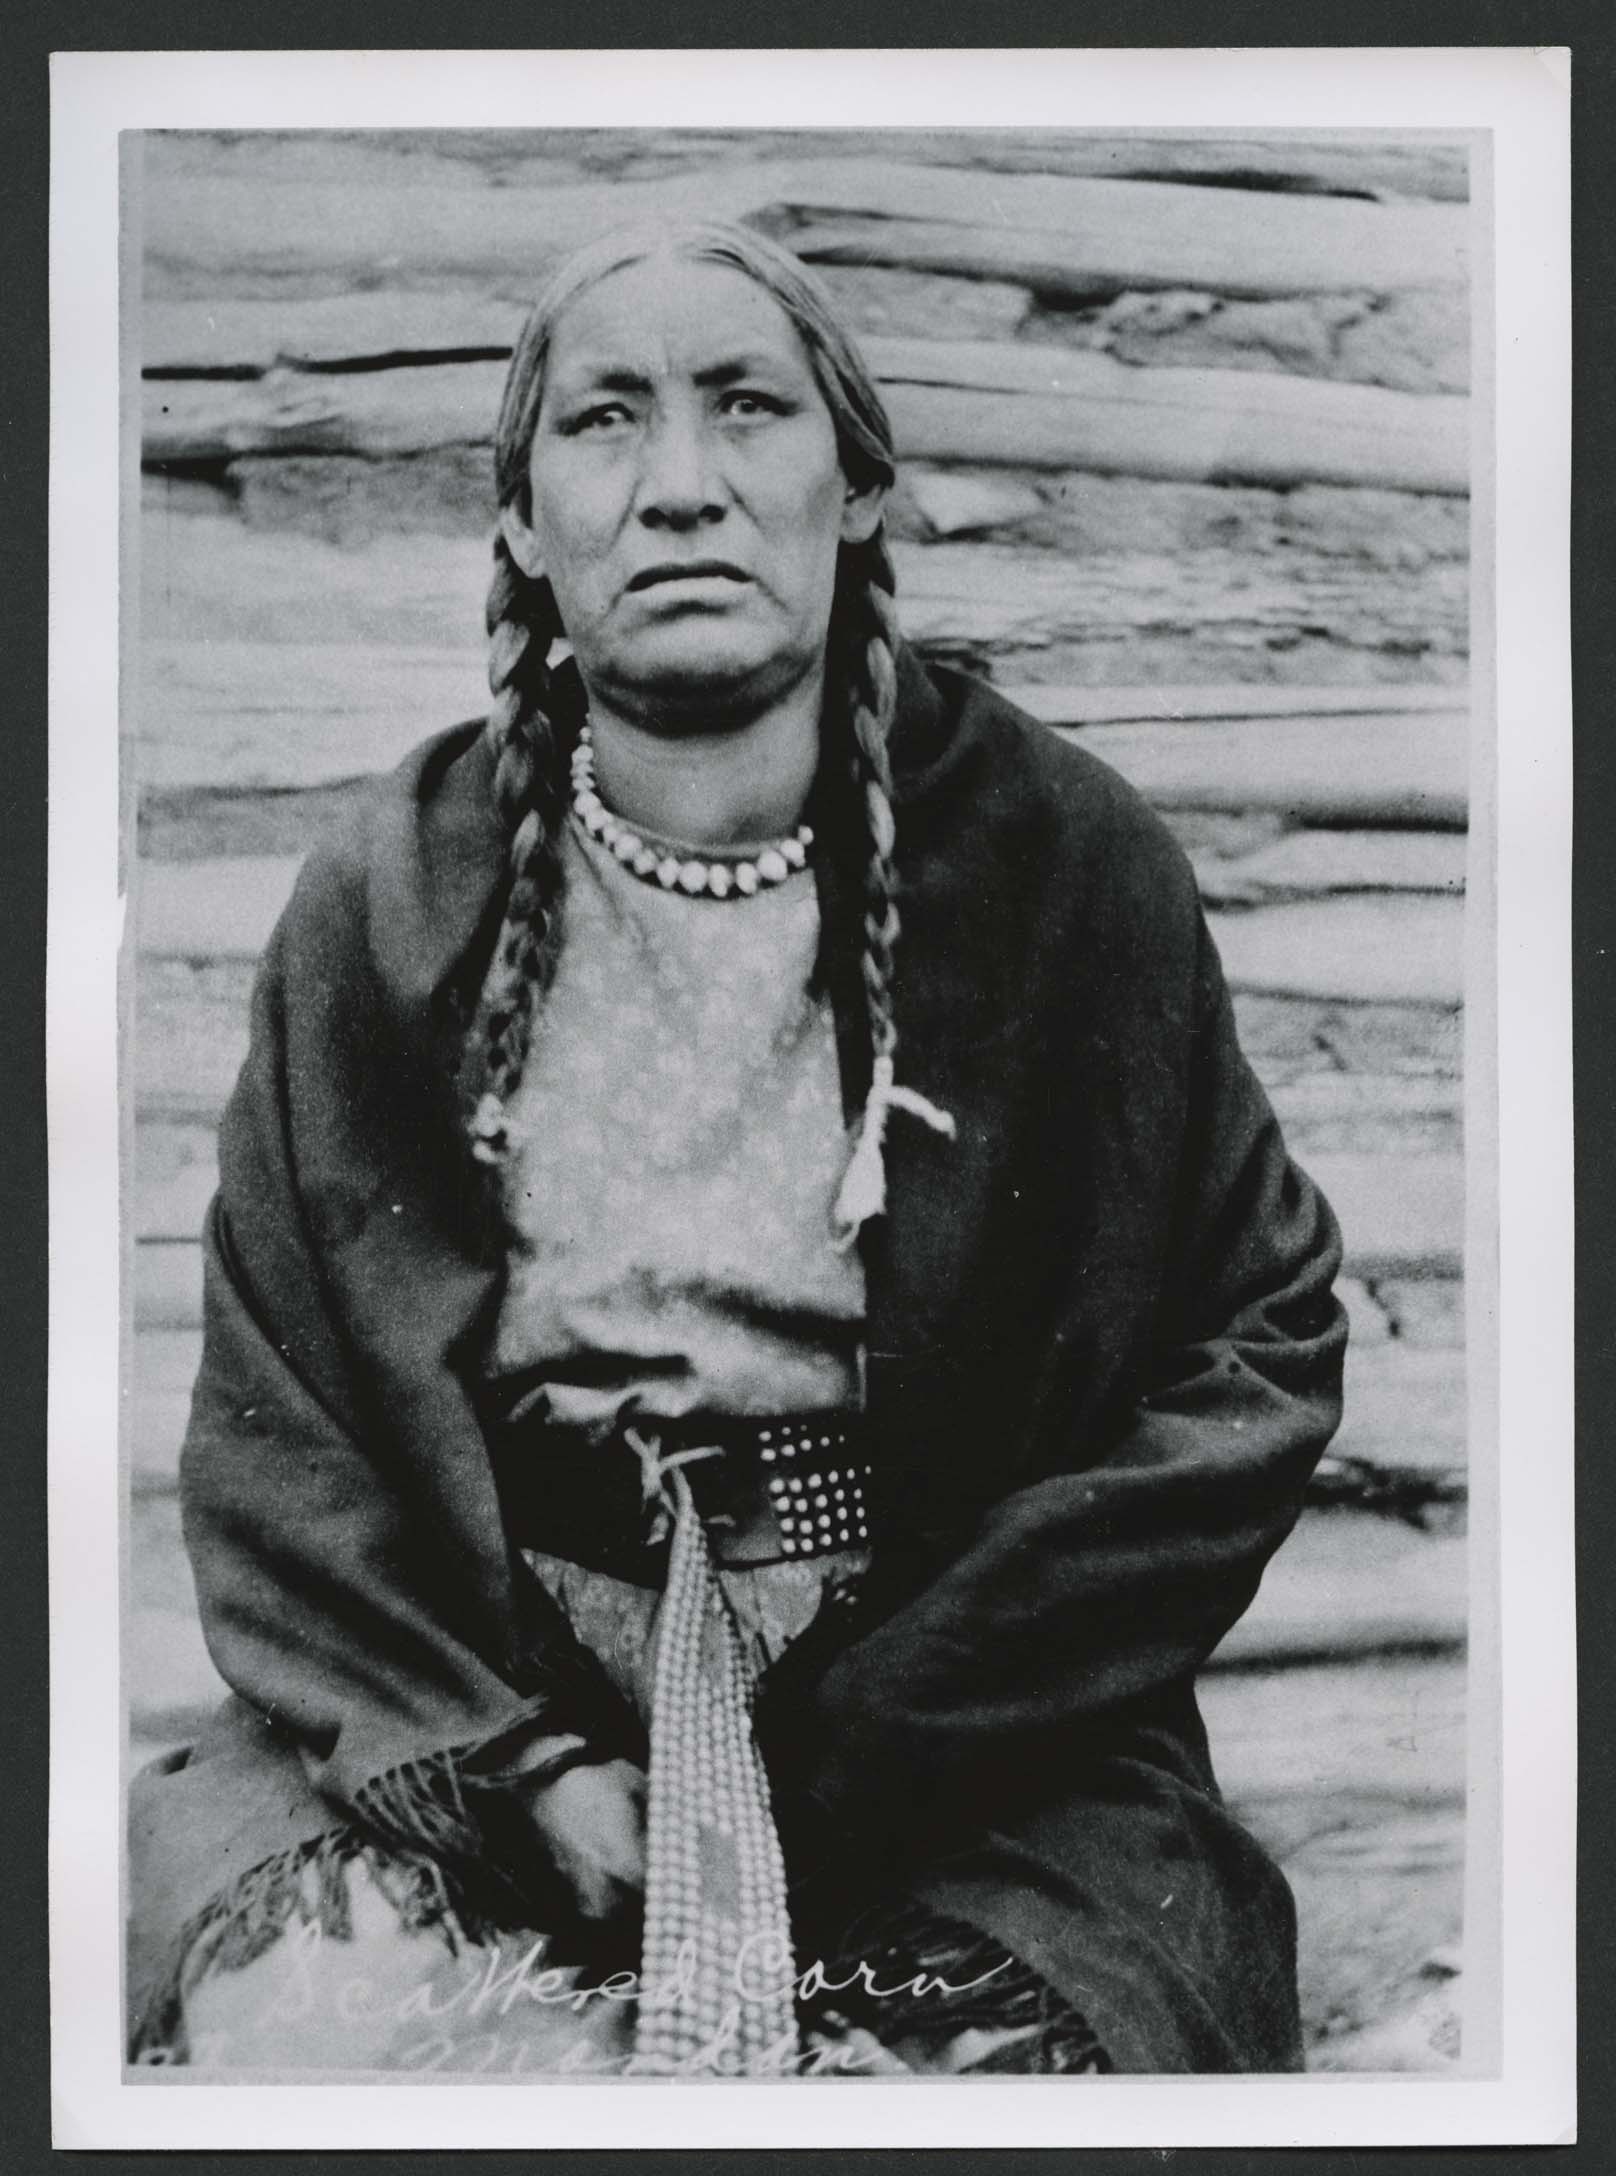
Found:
635,413 -> 723,527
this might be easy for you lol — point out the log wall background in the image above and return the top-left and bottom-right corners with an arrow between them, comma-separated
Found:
126,129 -> 1474,2070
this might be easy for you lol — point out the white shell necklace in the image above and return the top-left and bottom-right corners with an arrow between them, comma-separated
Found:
569,724 -> 814,901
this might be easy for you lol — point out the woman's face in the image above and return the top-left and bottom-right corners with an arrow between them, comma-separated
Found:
503,253 -> 884,724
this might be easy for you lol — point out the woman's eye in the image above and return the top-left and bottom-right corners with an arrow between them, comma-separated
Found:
568,403 -> 635,434
720,390 -> 784,420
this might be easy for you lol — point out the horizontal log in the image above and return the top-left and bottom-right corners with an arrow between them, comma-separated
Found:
132,1388 -> 193,1493
886,379 -> 1466,493
1305,1151 -> 1464,1281
1378,1277 -> 1466,1347
1338,1276 -> 1392,1347
146,292 -> 531,371
1263,1072 -> 1461,1161
144,343 -> 1470,496
1212,896 -> 1463,1006
130,1335 -> 200,1489
1017,685 -> 1463,733
1195,829 -> 1467,905
144,361 -> 507,465
141,278 -> 1028,374
899,471 -> 1472,565
139,512 -> 486,650
142,781 -> 368,864
144,274 -> 1466,398
126,1602 -> 223,1748
170,453 -> 1470,577
142,285 -> 1022,378
133,1119 -> 220,1239
134,632 -> 1468,800
1023,287 -> 1469,399
1201,1653 -> 1465,1836
141,763 -> 1470,875
131,847 -> 1465,1005
143,283 -> 1464,445
217,449 -> 499,547
136,856 -> 299,961
1238,993 -> 1462,1079
143,791 -> 1464,912
1066,716 -> 1467,828
143,159 -> 1469,306
1335,1341 -> 1466,1479
797,130 -> 1468,201
132,959 -> 253,1121
140,287 -> 1026,375
1212,1510 -> 1465,1667
143,128 -> 1471,208
780,162 -> 1470,295
785,209 -> 1464,315
135,641 -> 488,792
135,1241 -> 203,1331
139,515 -> 1470,691
877,340 -> 1468,491
136,1324 -> 206,1393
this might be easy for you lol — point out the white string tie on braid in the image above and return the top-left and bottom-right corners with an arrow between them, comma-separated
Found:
831,1051 -> 956,1251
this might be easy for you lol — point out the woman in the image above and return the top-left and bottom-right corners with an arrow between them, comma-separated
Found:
128,219 -> 1346,2077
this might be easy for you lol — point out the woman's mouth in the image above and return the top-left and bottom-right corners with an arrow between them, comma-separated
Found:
627,561 -> 752,593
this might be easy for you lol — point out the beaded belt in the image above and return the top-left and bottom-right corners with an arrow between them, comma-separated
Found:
487,1405 -> 872,1578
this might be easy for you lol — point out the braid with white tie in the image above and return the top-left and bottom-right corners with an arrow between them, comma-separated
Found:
831,528 -> 956,1247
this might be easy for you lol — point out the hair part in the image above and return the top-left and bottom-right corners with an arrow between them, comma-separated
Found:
465,217 -> 943,1233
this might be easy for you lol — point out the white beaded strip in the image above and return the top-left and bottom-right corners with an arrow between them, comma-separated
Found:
571,726 -> 814,901
758,1423 -> 871,1557
635,1463 -> 799,2076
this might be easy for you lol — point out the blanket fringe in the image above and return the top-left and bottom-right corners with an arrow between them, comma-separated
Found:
129,1810 -> 525,2066
131,1829 -> 372,2065
131,1727 -> 636,2065
352,1749 -> 480,1871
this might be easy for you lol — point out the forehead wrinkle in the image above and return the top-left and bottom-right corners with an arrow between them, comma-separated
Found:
543,259 -> 818,399
547,343 -> 811,403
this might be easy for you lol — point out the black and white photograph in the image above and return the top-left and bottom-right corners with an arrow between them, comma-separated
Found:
47,47 -> 1574,2151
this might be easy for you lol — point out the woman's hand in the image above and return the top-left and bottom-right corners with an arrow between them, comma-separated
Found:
517,1756 -> 648,1926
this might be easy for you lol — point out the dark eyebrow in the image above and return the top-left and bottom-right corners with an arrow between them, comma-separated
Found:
692,354 -> 796,388
551,367 -> 652,400
553,352 -> 799,399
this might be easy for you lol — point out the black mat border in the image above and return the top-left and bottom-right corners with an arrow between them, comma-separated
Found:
4,10 -> 1608,2171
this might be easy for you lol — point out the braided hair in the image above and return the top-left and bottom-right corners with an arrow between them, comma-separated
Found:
464,218 -> 953,1234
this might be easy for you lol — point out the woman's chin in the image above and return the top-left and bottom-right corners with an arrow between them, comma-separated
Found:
595,641 -> 808,723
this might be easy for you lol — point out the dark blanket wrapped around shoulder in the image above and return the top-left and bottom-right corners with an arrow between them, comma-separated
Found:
130,651 -> 1346,2072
